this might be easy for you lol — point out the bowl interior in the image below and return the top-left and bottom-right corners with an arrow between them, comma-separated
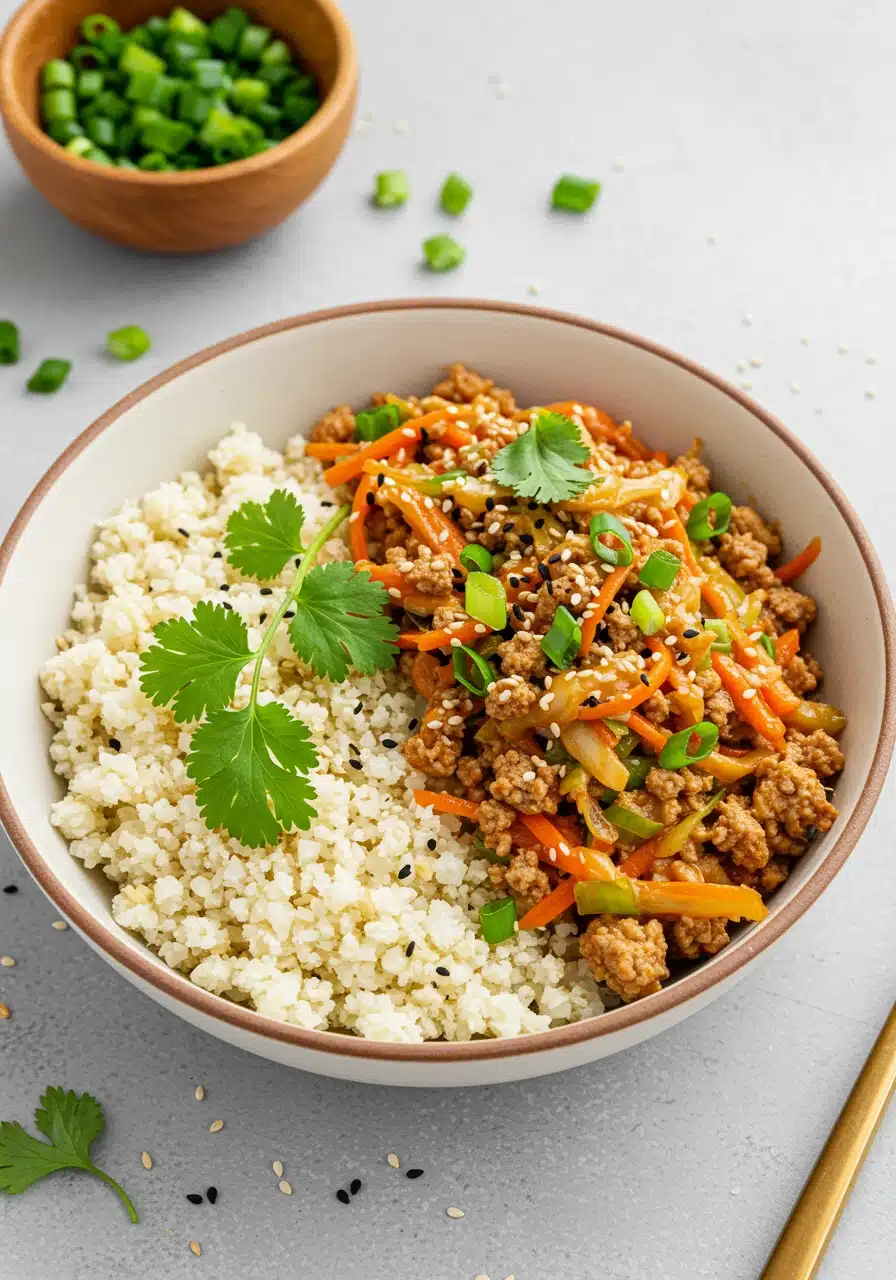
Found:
0,302 -> 890,1052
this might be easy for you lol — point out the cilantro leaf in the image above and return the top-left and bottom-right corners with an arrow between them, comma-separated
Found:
490,411 -> 594,503
288,562 -> 399,682
187,701 -> 319,847
225,489 -> 305,580
139,601 -> 255,723
0,1089 -> 137,1221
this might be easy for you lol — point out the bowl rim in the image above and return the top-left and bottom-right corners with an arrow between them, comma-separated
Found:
1,297 -> 894,1065
0,0 -> 357,184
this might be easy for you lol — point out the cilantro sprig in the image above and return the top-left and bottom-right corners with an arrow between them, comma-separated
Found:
0,1088 -> 137,1223
139,494 -> 399,847
491,411 -> 594,504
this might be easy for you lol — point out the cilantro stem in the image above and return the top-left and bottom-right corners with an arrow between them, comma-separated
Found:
89,1165 -> 139,1223
248,503 -> 351,704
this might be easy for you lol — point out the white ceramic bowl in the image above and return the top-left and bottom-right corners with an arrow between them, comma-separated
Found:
1,300 -> 893,1087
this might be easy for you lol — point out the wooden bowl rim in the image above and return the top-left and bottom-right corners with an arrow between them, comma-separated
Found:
0,0 -> 357,184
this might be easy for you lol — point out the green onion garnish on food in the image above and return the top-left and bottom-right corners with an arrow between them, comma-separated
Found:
541,605 -> 581,669
630,590 -> 665,636
439,172 -> 473,216
589,513 -> 634,567
639,549 -> 681,590
106,325 -> 151,361
374,170 -> 410,208
452,643 -> 496,696
623,754 -> 652,791
479,897 -> 517,944
658,722 -> 720,770
459,543 -> 493,574
354,403 -> 402,442
704,617 -> 732,653
686,491 -> 732,540
0,320 -> 20,365
758,633 -> 776,660
26,359 -> 72,394
551,174 -> 601,214
465,572 -> 506,630
422,234 -> 465,272
602,803 -> 664,838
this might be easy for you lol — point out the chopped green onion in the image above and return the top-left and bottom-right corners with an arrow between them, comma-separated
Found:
639,549 -> 681,590
423,234 -> 465,272
630,590 -> 665,636
758,633 -> 776,660
191,57 -> 231,90
70,44 -> 108,70
354,402 -> 402,442
452,643 -> 496,696
704,618 -> 732,653
236,24 -> 271,61
575,878 -> 638,916
48,119 -> 84,144
0,320 -> 20,365
86,115 -> 116,148
137,149 -> 170,170
541,605 -> 581,670
544,739 -> 576,767
89,89 -> 128,120
176,84 -> 215,125
658,722 -> 720,770
589,513 -> 634,567
602,803 -> 664,838
145,16 -> 169,45
26,359 -> 71,394
81,14 -> 120,42
551,174 -> 601,214
140,117 -> 194,155
687,491 -> 733,540
42,60 -> 75,90
106,325 -> 151,361
164,36 -> 208,74
440,172 -> 472,215
260,38 -> 291,66
76,68 -> 105,97
465,572 -> 506,630
459,543 -> 493,573
65,135 -> 94,158
42,88 -> 77,123
374,170 -> 410,208
231,77 -> 269,110
281,93 -> 318,127
208,8 -> 250,55
623,755 -> 653,791
479,897 -> 517,944
119,41 -> 165,76
168,7 -> 207,38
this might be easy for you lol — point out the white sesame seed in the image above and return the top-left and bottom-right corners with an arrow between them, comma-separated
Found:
867,352 -> 878,365
570,593 -> 582,606
522,770 -> 536,783
749,356 -> 763,367
279,1180 -> 293,1195
0,956 -> 15,967
423,496 -> 434,509
447,1206 -> 465,1219
560,549 -> 572,562
474,623 -> 487,634
450,638 -> 462,648
394,119 -> 409,133
742,313 -> 753,326
527,283 -> 541,296
735,361 -> 746,373
744,646 -> 757,658
800,335 -> 810,345
209,1119 -> 224,1133
742,688 -> 757,700
194,1085 -> 205,1101
558,842 -> 570,856
189,1242 -> 201,1257
447,715 -> 463,726
141,1151 -> 153,1169
837,342 -> 850,354
387,587 -> 402,599
865,388 -> 876,400
550,722 -> 561,738
273,1160 -> 284,1177
387,1153 -> 400,1169
791,380 -> 801,393
544,675 -> 553,687
428,719 -> 443,729
548,849 -> 557,862
664,635 -> 677,646
52,920 -> 67,930
348,511 -> 360,523
498,690 -> 513,703
740,380 -> 753,390
488,522 -> 501,535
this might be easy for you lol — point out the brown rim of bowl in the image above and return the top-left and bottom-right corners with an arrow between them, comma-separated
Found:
0,0 -> 357,184
1,298 -> 894,1065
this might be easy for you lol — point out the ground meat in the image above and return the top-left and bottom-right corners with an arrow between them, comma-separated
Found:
402,688 -> 474,779
432,602 -> 469,631
715,532 -> 775,591
671,916 -> 729,960
431,363 -> 516,416
640,690 -> 671,726
384,544 -> 455,596
532,562 -> 602,629
580,916 -> 669,1002
751,756 -> 838,854
765,586 -> 817,634
703,685 -> 752,744
728,857 -> 791,895
492,848 -> 551,915
485,676 -> 539,720
711,797 -> 770,870
644,767 -> 714,825
674,442 -> 711,498
489,749 -> 559,814
785,730 -> 845,778
477,798 -> 516,859
652,857 -> 704,882
375,501 -> 414,553
605,606 -> 641,653
728,505 -> 782,556
309,404 -> 356,444
456,755 -> 487,802
782,653 -> 823,696
498,631 -> 548,679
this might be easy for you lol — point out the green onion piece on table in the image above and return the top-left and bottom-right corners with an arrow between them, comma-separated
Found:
639,549 -> 681,590
0,320 -> 20,365
374,170 -> 410,208
452,644 -> 496,696
758,633 -> 776,660
551,174 -> 601,213
354,403 -> 402,442
465,572 -> 506,630
27,359 -> 72,394
658,722 -> 720,770
541,605 -> 581,669
589,512 -> 634,567
440,172 -> 473,215
479,897 -> 517,944
687,491 -> 732,540
107,325 -> 151,361
459,543 -> 493,573
630,589 -> 665,636
423,234 -> 465,272
704,617 -> 732,653
602,803 -> 664,839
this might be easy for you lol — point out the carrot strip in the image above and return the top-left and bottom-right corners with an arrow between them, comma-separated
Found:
546,403 -> 652,461
591,720 -> 619,748
399,620 -> 487,652
518,878 -> 578,930
409,651 -> 455,700
627,711 -> 669,754
662,509 -> 701,576
578,565 -> 628,656
776,629 -> 800,666
578,640 -> 674,720
652,450 -> 670,465
324,422 -> 424,488
413,791 -> 480,820
441,423 -> 476,449
776,535 -> 821,584
618,846 -> 655,880
384,486 -> 468,568
520,815 -> 616,881
349,475 -> 375,561
711,652 -> 786,751
358,562 -> 404,591
761,679 -> 801,718
304,441 -> 360,460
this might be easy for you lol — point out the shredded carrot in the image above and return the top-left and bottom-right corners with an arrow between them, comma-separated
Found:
577,565 -> 628,656
349,475 -> 375,561
662,509 -> 702,576
410,651 -> 455,700
652,450 -> 670,465
324,422 -> 425,488
711,652 -> 786,751
520,815 -> 616,881
578,639 -> 674,720
761,679 -> 802,718
440,423 -> 476,449
775,629 -> 800,666
358,561 -> 404,591
776,535 -> 821,584
627,711 -> 669,754
591,720 -> 619,748
304,441 -> 360,460
413,790 -> 479,820
384,485 -> 467,567
618,846 -> 656,879
518,878 -> 578,930
399,619 -> 487,652
546,403 -> 652,461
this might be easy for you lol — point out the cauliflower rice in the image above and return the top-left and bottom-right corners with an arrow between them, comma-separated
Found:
39,427 -> 605,1043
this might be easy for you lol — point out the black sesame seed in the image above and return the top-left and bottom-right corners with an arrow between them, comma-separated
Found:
349,759 -> 363,771
321,501 -> 334,507
382,739 -> 398,749
640,673 -> 650,686
3,885 -> 18,895
585,695 -> 600,707
408,718 -> 419,731
502,522 -> 514,533
284,611 -> 295,619
406,1168 -> 424,1179
349,1178 -> 362,1196
365,491 -> 375,507
676,652 -> 690,664
546,581 -> 554,596
435,965 -> 450,977
206,1186 -> 218,1204
354,702 -> 363,714
512,603 -> 524,621
519,533 -> 534,546
212,551 -> 222,559
683,628 -> 699,639
349,743 -> 360,755
451,569 -> 463,581
451,507 -> 462,521
295,557 -> 302,568
534,518 -> 545,529
397,865 -> 412,879
219,583 -> 229,592
260,587 -> 273,596
259,612 -> 268,624
336,1189 -> 351,1205
405,940 -> 416,956
426,838 -> 437,851
548,553 -> 561,564
640,647 -> 652,659
509,576 -> 520,589
221,601 -> 233,611
537,563 -> 551,581
186,1193 -> 203,1205
420,427 -> 430,445
108,738 -> 121,751
527,501 -> 539,511
485,497 -> 496,511
177,527 -> 189,537
376,473 -> 385,488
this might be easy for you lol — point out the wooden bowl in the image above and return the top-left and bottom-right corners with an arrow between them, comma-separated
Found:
0,0 -> 357,251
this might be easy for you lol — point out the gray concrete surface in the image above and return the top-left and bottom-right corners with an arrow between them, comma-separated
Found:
1,1 -> 894,1276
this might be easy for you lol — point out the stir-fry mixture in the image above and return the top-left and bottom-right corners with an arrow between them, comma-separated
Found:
306,365 -> 846,1003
